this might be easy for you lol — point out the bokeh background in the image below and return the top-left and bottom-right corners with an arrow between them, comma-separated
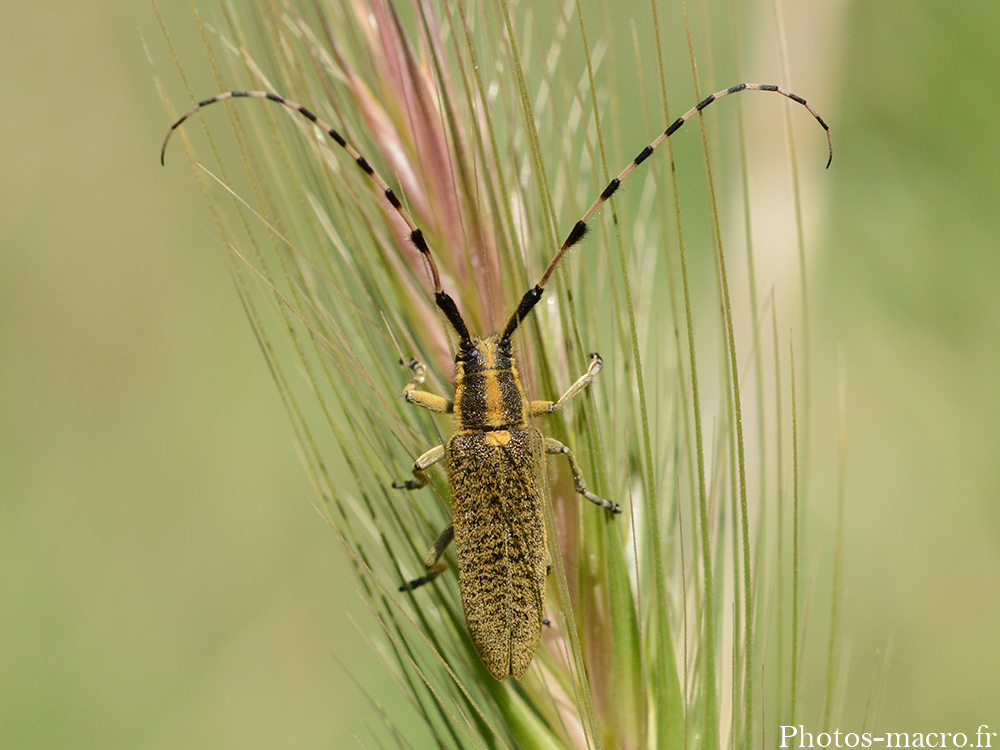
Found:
2,0 -> 997,747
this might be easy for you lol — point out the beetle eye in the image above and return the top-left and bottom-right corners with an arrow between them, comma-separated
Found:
455,343 -> 478,365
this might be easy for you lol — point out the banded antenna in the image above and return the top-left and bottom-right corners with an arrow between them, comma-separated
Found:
162,84 -> 831,342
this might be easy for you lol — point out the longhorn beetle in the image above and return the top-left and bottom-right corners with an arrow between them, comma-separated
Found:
162,82 -> 831,680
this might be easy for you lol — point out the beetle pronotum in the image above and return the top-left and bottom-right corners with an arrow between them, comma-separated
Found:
163,81 -> 831,680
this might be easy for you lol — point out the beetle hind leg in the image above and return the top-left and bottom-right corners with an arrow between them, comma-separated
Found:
399,523 -> 454,592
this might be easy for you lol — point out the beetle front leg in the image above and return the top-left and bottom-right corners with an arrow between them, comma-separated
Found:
400,523 -> 454,591
543,436 -> 620,513
401,357 -> 453,413
530,352 -> 603,416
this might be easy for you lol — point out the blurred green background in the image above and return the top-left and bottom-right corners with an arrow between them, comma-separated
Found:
1,0 -> 997,748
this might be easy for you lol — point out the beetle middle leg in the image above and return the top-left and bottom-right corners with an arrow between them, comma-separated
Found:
399,523 -> 454,591
392,443 -> 445,491
544,437 -> 620,513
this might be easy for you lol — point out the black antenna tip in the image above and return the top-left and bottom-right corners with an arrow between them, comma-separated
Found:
160,119 -> 182,166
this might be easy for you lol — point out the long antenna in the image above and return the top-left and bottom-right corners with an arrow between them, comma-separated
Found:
535,83 -> 832,292
161,91 -> 475,345
164,84 -> 831,345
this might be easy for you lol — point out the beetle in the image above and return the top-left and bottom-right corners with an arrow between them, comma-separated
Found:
162,83 -> 831,680
391,297 -> 618,681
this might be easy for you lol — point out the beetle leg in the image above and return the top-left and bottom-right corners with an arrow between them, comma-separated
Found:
399,523 -> 454,591
392,443 -> 445,490
401,357 -> 453,413
530,352 -> 602,415
543,436 -> 620,513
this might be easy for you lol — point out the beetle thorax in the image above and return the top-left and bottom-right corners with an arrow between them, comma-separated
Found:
452,334 -> 529,432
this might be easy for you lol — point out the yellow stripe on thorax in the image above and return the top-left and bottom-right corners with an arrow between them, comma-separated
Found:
455,337 -> 528,430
